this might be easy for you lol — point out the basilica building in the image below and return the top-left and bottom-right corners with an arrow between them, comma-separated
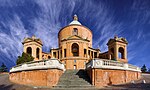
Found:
22,15 -> 128,69
10,15 -> 140,88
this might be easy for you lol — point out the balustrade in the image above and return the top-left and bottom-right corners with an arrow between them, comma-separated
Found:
10,59 -> 65,73
86,59 -> 141,72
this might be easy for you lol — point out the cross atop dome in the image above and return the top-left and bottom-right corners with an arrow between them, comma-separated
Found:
73,14 -> 78,21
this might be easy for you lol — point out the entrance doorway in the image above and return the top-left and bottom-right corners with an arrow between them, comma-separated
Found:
74,65 -> 77,69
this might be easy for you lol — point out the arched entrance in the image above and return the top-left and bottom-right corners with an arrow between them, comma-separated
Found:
118,47 -> 124,59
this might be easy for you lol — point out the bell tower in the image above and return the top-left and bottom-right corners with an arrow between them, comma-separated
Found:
107,36 -> 128,63
22,35 -> 43,60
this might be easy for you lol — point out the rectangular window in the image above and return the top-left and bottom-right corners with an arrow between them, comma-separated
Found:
91,51 -> 93,58
64,49 -> 66,57
88,50 -> 90,55
53,52 -> 56,58
84,49 -> 87,54
60,50 -> 62,58
58,51 -> 59,59
94,52 -> 97,58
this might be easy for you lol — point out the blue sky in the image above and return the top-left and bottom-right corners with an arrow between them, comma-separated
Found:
0,0 -> 150,70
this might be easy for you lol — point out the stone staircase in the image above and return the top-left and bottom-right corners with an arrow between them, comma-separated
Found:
53,69 -> 96,90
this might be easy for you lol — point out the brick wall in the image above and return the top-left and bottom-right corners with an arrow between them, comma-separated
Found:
87,68 -> 141,87
9,69 -> 63,87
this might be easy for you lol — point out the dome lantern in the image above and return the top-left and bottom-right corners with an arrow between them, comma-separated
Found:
73,14 -> 78,21
69,14 -> 81,25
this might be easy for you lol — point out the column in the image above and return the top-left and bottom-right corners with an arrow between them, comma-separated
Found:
114,44 -> 118,60
124,46 -> 127,59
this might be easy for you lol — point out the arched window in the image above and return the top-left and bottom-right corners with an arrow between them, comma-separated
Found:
36,48 -> 40,59
72,43 -> 79,56
118,47 -> 124,59
72,28 -> 78,35
48,56 -> 51,59
27,47 -> 32,55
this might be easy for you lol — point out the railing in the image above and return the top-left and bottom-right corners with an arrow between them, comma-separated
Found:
86,59 -> 141,72
10,58 -> 65,73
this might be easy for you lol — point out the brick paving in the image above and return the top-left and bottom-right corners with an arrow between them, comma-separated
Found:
0,73 -> 150,90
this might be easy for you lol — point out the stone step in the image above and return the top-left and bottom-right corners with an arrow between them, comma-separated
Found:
53,85 -> 94,89
59,78 -> 90,81
53,87 -> 96,90
60,76 -> 89,79
54,69 -> 93,89
57,81 -> 91,85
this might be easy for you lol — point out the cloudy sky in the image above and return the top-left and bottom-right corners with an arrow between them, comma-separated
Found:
0,0 -> 150,70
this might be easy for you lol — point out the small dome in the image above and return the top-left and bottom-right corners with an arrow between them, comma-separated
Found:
69,15 -> 82,25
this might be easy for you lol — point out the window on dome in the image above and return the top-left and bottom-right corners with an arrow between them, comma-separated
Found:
73,28 -> 78,35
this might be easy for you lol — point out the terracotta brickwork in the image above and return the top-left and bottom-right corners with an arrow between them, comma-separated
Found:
51,16 -> 100,69
87,68 -> 141,87
9,69 -> 63,87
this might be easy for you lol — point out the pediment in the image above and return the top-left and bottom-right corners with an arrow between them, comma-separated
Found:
23,38 -> 32,43
67,35 -> 83,40
107,37 -> 128,45
22,38 -> 43,45
61,35 -> 90,42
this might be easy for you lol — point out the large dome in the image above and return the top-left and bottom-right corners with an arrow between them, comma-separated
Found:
69,15 -> 82,25
58,15 -> 93,47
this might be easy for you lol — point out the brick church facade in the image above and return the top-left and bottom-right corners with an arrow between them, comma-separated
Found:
22,15 -> 128,69
10,15 -> 141,88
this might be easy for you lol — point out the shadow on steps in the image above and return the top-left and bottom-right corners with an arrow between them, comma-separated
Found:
76,69 -> 92,84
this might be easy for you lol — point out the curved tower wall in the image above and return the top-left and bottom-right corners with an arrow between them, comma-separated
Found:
58,25 -> 92,47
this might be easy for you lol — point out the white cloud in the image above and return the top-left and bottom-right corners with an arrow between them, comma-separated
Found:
0,0 -> 149,68
0,0 -> 25,7
31,0 -> 76,51
0,15 -> 28,65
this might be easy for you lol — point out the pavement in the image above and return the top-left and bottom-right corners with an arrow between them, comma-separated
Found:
0,73 -> 150,90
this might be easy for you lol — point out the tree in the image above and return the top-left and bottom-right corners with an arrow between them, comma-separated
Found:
148,68 -> 150,72
141,64 -> 147,73
0,63 -> 7,72
16,52 -> 34,65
